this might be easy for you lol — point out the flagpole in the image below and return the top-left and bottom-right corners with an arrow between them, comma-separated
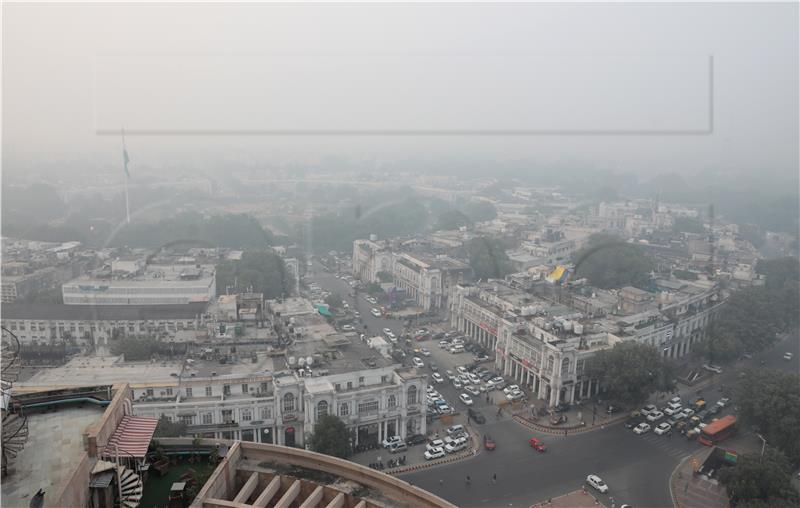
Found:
122,128 -> 130,223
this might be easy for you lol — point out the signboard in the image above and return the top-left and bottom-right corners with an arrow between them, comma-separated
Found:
479,322 -> 498,335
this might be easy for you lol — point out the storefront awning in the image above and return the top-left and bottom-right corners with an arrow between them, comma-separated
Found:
103,415 -> 159,458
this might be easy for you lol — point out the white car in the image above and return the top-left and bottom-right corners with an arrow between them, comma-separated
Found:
503,385 -> 520,395
464,385 -> 481,397
426,439 -> 445,452
487,377 -> 505,388
586,475 -> 609,493
784,352 -> 794,361
654,422 -> 672,435
371,308 -> 381,317
506,390 -> 525,402
383,328 -> 392,335
641,404 -> 658,416
438,404 -> 452,413
445,370 -> 456,381
669,396 -> 682,405
459,393 -> 474,406
646,411 -> 664,422
457,366 -> 468,375
421,348 -> 431,357
424,447 -> 446,460
432,373 -> 444,384
412,357 -> 424,368
703,364 -> 723,374
445,438 -> 468,454
453,379 -> 462,389
467,373 -> 481,384
681,408 -> 695,418
633,423 -> 651,435
664,406 -> 682,416
382,435 -> 402,448
341,324 -> 355,331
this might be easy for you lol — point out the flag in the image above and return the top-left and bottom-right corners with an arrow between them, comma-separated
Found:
123,148 -> 130,178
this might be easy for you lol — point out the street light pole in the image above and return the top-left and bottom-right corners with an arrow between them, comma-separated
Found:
757,433 -> 767,456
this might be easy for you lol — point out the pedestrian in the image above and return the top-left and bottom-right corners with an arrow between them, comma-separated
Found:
565,429 -> 568,436
439,479 -> 444,487
492,473 -> 497,484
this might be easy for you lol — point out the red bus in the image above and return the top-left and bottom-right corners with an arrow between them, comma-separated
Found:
698,415 -> 737,446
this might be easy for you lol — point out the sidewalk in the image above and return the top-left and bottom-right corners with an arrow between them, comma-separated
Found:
532,489 -> 606,508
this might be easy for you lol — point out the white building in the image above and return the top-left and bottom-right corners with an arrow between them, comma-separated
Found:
352,239 -> 393,283
62,265 -> 216,305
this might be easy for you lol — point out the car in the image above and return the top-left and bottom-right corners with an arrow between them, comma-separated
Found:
479,371 -> 494,381
431,373 -> 444,384
419,347 -> 431,357
716,398 -> 730,408
465,385 -> 481,397
430,362 -> 438,372
459,393 -> 474,406
506,391 -> 525,402
371,308 -> 381,317
633,423 -> 651,435
586,475 -> 609,494
606,405 -> 621,414
641,404 -> 658,416
445,440 -> 468,454
474,354 -> 490,362
663,406 -> 681,416
625,416 -> 644,429
503,385 -> 521,395
784,352 -> 794,361
439,340 -> 451,349
445,370 -> 456,380
529,437 -> 547,452
484,434 -> 496,451
412,357 -> 425,368
703,364 -> 723,374
406,434 -> 427,446
457,366 -> 468,375
453,379 -> 462,389
695,409 -> 710,422
467,373 -> 481,384
382,328 -> 392,335
341,324 -> 355,331
438,404 -> 453,413
681,408 -> 695,418
426,439 -> 445,451
468,408 -> 486,424
424,447 -> 446,460
446,424 -> 465,436
382,435 -> 402,448
669,396 -> 682,405
654,422 -> 672,435
388,441 -> 407,454
646,411 -> 664,422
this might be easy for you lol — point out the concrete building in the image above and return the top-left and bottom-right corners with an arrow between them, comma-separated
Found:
62,264 -> 216,305
352,239 -> 393,283
1,302 -> 209,345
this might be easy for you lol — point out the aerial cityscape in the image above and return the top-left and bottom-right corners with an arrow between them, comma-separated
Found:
1,3 -> 798,508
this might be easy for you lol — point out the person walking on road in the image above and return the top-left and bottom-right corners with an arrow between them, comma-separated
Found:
492,473 -> 497,485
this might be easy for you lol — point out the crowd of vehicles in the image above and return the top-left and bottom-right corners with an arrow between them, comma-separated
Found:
629,396 -> 734,442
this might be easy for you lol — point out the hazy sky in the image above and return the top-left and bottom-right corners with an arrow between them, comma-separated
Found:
2,2 -> 798,179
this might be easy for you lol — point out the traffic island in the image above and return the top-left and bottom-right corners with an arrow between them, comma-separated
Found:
513,413 -> 627,436
670,447 -> 729,508
532,489 -> 606,508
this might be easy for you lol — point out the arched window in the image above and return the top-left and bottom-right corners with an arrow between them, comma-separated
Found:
316,400 -> 328,420
407,385 -> 418,405
561,358 -> 570,377
547,355 -> 555,374
387,395 -> 397,409
282,392 -> 295,412
339,402 -> 350,417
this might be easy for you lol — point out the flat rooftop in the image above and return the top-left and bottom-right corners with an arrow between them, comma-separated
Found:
1,302 -> 209,321
17,354 -> 276,389
1,404 -> 105,507
287,336 -> 394,375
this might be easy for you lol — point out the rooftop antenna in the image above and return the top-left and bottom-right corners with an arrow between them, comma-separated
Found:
121,127 -> 131,223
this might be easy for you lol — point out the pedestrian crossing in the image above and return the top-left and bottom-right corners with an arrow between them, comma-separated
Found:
638,432 -> 697,459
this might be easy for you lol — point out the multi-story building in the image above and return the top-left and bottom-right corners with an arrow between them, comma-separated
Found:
1,302 -> 209,345
1,266 -> 73,303
62,264 -> 216,305
352,239 -> 393,282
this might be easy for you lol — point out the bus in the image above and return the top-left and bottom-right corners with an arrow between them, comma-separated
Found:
698,415 -> 737,446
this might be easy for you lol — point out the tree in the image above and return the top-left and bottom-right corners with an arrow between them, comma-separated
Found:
324,293 -> 344,310
460,201 -> 497,223
585,342 -> 677,407
734,369 -> 800,465
756,257 -> 800,290
466,236 -> 513,280
376,271 -> 393,283
216,250 -> 289,299
309,414 -> 351,458
572,234 -> 655,289
436,209 -> 472,231
154,415 -> 187,437
365,282 -> 383,295
719,449 -> 799,507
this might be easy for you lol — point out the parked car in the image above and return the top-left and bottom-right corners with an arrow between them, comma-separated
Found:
633,423 -> 651,435
784,352 -> 794,361
464,385 -> 481,397
586,475 -> 609,493
681,408 -> 695,418
426,439 -> 445,451
646,411 -> 664,422
424,447 -> 446,460
459,393 -> 474,406
529,437 -> 547,452
669,396 -> 682,405
716,398 -> 730,408
421,348 -> 431,357
446,424 -> 465,436
431,373 -> 444,384
389,441 -> 407,454
664,406 -> 681,416
406,434 -> 427,446
506,391 -> 525,402
641,404 -> 658,416
625,416 -> 644,429
382,435 -> 402,448
412,357 -> 425,368
654,422 -> 672,435
445,440 -> 468,454
503,385 -> 521,395
453,379 -> 463,389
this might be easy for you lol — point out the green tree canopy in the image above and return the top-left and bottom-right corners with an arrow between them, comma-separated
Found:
734,369 -> 800,465
585,342 -> 677,406
756,257 -> 800,290
719,449 -> 800,507
216,250 -> 290,299
572,234 -> 655,289
466,236 -> 513,280
460,201 -> 497,223
309,414 -> 351,458
112,212 -> 273,248
324,293 -> 344,310
436,209 -> 472,231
